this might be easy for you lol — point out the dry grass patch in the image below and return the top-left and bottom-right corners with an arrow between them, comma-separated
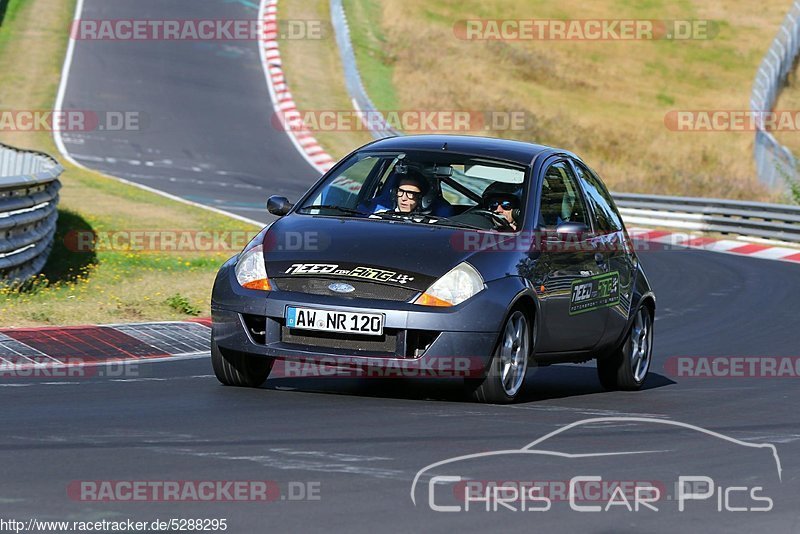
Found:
378,0 -> 794,199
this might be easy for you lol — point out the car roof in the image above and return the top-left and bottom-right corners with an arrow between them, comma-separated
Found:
362,134 -> 575,166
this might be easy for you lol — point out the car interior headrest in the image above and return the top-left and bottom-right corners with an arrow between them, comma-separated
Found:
419,174 -> 439,210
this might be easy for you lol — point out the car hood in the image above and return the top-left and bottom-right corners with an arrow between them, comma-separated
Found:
262,214 -> 518,292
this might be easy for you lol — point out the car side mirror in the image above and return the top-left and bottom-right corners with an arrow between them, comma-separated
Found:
267,195 -> 293,216
555,221 -> 590,241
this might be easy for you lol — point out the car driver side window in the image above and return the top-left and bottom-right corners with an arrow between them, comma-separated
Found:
539,161 -> 589,228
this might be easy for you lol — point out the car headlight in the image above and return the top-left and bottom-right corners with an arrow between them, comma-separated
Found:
414,262 -> 484,307
235,239 -> 272,291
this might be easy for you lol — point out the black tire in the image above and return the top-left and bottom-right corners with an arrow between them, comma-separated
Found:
469,309 -> 532,404
597,305 -> 653,391
211,339 -> 272,388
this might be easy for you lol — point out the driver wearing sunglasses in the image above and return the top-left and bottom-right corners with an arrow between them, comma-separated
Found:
488,196 -> 519,230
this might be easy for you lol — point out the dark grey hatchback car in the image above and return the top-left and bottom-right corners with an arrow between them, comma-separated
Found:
210,135 -> 655,403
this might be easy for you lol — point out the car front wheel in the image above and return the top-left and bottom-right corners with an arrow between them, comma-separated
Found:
470,309 -> 531,404
211,338 -> 273,388
597,305 -> 653,391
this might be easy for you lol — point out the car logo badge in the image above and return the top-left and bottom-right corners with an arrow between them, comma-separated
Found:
328,282 -> 355,294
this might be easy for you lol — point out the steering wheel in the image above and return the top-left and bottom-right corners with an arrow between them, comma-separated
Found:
466,208 -> 514,230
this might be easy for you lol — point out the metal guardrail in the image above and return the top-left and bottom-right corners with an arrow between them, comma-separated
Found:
750,1 -> 800,190
613,192 -> 800,243
330,0 -> 402,139
0,143 -> 63,284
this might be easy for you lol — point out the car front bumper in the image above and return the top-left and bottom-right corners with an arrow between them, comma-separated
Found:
211,258 -> 529,375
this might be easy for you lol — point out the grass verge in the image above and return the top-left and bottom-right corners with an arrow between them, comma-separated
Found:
0,0 -> 259,327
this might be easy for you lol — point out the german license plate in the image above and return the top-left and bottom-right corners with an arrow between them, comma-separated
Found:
285,306 -> 384,336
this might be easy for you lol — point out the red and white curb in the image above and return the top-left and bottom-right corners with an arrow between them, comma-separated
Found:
259,0 -> 336,175
629,227 -> 800,264
0,319 -> 210,371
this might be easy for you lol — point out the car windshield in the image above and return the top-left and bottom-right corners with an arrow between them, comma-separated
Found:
296,150 -> 528,232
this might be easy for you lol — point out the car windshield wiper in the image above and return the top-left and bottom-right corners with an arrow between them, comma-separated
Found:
369,211 -> 487,230
365,211 -> 472,228
297,205 -> 369,216
422,214 -> 486,231
299,207 -> 484,230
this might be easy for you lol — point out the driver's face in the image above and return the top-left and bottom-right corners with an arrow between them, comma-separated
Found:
491,197 -> 516,225
396,184 -> 422,213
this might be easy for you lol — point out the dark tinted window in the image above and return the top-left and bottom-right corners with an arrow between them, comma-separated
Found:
539,161 -> 589,227
573,162 -> 623,233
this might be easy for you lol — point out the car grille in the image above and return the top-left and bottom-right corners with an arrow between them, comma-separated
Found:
281,326 -> 398,354
271,277 -> 418,302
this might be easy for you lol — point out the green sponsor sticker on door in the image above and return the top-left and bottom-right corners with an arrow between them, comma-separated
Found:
569,271 -> 620,315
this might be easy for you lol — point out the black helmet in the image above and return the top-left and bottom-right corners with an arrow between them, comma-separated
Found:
483,181 -> 523,225
483,181 -> 522,207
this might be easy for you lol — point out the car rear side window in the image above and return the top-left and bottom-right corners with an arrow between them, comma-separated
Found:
539,161 -> 589,228
573,162 -> 623,233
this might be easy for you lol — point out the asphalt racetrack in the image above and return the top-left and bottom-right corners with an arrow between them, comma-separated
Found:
2,248 -> 799,531
5,0 -> 798,531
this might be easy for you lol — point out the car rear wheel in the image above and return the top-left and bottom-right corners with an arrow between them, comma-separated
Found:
597,305 -> 653,391
470,310 -> 531,404
211,338 -> 273,387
